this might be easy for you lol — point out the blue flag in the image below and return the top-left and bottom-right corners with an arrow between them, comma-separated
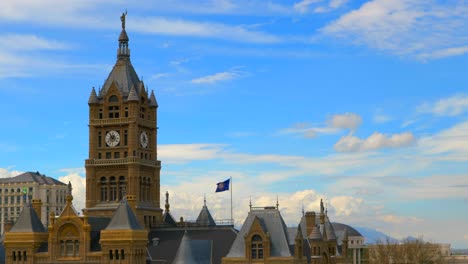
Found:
215,179 -> 230,192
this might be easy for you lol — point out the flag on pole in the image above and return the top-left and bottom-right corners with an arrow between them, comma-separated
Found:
215,179 -> 230,192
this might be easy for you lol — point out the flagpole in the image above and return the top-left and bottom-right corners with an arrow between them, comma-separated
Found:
230,176 -> 233,225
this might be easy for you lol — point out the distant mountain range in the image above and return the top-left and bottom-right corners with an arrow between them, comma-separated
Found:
354,227 -> 397,244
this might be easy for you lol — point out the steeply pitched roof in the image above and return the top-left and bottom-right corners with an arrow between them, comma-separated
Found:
196,204 -> 216,227
172,231 -> 212,264
10,204 -> 46,233
88,87 -> 99,104
105,199 -> 143,230
298,213 -> 338,242
149,90 -> 158,107
162,211 -> 177,227
88,217 -> 111,251
226,207 -> 292,257
325,217 -> 337,241
0,171 -> 66,185
308,225 -> 323,241
148,227 -> 237,264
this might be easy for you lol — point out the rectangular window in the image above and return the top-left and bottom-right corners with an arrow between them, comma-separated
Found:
114,152 -> 120,159
98,152 -> 102,159
106,152 -> 111,159
124,130 -> 128,145
10,196 -> 14,203
98,131 -> 102,147
124,151 -> 128,158
99,109 -> 103,119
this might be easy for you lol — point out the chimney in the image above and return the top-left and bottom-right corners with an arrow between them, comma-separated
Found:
305,211 -> 316,237
32,199 -> 42,220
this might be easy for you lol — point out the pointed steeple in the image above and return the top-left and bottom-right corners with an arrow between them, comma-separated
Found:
100,12 -> 141,98
127,85 -> 139,101
10,204 -> 46,233
106,199 -> 143,230
149,90 -> 158,107
117,10 -> 130,60
308,225 -> 323,241
88,87 -> 99,104
196,197 -> 216,226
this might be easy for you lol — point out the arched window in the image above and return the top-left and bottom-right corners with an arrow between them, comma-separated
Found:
59,224 -> 80,257
109,177 -> 117,201
100,177 -> 108,201
109,95 -> 119,103
251,235 -> 264,259
145,178 -> 151,201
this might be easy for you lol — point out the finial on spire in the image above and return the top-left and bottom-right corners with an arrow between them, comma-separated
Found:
120,10 -> 127,30
276,195 -> 279,210
67,181 -> 72,196
165,191 -> 170,212
249,196 -> 252,211
302,203 -> 305,216
320,198 -> 324,213
204,193 -> 206,206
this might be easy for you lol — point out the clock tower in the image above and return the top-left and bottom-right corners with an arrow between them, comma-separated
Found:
85,12 -> 162,227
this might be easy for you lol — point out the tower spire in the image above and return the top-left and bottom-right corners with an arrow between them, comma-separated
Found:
117,11 -> 130,59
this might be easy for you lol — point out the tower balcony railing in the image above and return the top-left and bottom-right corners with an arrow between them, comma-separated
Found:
85,157 -> 161,167
89,117 -> 156,128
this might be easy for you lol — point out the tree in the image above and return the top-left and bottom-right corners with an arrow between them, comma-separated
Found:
368,237 -> 448,264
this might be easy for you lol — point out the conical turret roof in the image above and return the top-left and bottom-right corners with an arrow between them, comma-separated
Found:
10,204 -> 46,233
127,85 -> 139,101
88,87 -> 99,104
196,198 -> 216,226
149,90 -> 158,107
308,225 -> 323,241
105,199 -> 143,230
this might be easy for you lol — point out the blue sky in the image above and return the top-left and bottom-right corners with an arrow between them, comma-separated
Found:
1,0 -> 468,248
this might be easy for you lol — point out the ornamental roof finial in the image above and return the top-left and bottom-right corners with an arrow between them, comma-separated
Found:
120,10 -> 127,30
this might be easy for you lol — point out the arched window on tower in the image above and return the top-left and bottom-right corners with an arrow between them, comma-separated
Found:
251,235 -> 264,260
100,177 -> 108,201
109,177 -> 117,201
146,178 -> 151,201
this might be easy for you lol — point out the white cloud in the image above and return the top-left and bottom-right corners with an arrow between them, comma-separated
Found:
159,144 -> 226,164
1,34 -> 69,51
418,121 -> 468,157
279,113 -> 361,138
294,0 -> 322,13
294,0 -> 347,13
191,70 -> 241,84
58,168 -> 86,213
328,112 -> 362,130
132,16 -> 281,44
334,131 -> 415,152
0,168 -> 22,178
321,0 -> 468,59
418,94 -> 468,117
330,195 -> 363,216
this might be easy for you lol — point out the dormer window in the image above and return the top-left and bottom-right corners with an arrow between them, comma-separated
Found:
251,235 -> 264,260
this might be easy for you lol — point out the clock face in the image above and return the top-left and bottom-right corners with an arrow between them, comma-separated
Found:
140,131 -> 149,148
105,130 -> 120,147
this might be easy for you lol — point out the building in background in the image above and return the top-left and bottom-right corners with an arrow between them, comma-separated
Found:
0,171 -> 68,233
